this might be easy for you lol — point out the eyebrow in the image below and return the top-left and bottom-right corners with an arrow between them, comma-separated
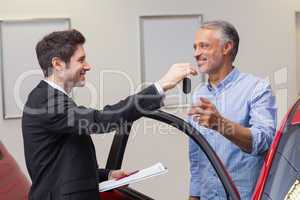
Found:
194,42 -> 209,48
78,55 -> 86,60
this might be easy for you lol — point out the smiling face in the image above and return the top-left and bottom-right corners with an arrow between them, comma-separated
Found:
60,45 -> 91,88
193,28 -> 227,74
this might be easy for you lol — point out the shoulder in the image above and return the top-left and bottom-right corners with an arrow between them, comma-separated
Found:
23,81 -> 72,116
25,81 -> 46,105
238,72 -> 271,90
238,72 -> 273,103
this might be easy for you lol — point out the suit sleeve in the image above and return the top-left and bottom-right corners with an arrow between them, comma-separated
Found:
42,84 -> 164,135
97,168 -> 110,182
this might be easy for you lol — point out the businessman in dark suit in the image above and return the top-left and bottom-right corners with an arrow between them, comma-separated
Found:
22,29 -> 197,200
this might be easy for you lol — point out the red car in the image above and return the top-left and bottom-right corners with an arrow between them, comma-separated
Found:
0,141 -> 30,200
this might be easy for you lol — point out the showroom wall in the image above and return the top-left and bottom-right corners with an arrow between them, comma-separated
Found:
1,0 -> 300,199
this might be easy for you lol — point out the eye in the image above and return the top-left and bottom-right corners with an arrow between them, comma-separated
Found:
200,43 -> 209,49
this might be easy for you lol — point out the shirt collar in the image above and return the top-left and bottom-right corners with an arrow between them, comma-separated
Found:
206,67 -> 240,91
43,79 -> 69,96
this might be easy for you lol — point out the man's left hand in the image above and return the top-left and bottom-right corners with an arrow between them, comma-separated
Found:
109,170 -> 130,180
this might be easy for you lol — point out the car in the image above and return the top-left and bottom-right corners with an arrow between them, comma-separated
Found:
252,98 -> 300,200
0,141 -> 30,200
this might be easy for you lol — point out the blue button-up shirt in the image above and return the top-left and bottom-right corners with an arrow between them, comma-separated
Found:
189,68 -> 277,199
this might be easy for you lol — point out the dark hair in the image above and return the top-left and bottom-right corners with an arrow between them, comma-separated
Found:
200,20 -> 240,62
35,29 -> 85,77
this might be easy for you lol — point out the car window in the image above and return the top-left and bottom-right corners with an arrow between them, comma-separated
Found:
261,101 -> 300,200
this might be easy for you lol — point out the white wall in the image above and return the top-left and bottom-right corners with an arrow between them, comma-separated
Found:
1,0 -> 300,199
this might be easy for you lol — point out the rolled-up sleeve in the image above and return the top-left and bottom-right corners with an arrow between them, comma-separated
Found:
249,80 -> 277,155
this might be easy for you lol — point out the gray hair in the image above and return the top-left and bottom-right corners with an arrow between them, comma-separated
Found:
200,20 -> 240,62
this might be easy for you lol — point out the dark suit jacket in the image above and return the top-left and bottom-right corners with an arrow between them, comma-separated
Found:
22,81 -> 163,200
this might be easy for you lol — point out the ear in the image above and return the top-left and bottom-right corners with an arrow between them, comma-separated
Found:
222,41 -> 234,57
51,57 -> 66,72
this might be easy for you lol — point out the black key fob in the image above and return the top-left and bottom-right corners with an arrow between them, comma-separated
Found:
183,77 -> 191,94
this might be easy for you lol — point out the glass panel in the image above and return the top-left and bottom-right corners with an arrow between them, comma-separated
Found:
284,180 -> 300,200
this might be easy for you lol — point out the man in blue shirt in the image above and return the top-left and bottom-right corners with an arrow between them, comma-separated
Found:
188,20 -> 277,200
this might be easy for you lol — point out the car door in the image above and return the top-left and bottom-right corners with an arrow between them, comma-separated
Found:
99,110 -> 241,200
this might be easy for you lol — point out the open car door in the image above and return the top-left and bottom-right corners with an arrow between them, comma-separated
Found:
99,110 -> 241,200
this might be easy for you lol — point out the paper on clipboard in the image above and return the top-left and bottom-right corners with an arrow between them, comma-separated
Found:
99,162 -> 168,192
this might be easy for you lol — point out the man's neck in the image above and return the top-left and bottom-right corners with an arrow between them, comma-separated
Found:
46,75 -> 72,94
208,63 -> 234,87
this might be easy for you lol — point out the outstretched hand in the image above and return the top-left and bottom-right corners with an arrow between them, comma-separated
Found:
157,63 -> 197,92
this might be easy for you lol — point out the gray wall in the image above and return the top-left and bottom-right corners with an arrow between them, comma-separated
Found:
1,0 -> 300,199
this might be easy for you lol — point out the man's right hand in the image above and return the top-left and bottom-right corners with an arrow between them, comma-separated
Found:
157,63 -> 197,92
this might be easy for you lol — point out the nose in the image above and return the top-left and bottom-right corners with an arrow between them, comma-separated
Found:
194,47 -> 201,60
84,62 -> 91,71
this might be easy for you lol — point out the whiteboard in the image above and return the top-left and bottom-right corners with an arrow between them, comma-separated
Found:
0,18 -> 71,119
139,15 -> 204,108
